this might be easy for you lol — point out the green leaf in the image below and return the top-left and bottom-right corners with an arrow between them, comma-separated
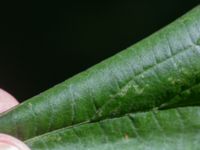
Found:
25,106 -> 200,150
1,5 -> 200,150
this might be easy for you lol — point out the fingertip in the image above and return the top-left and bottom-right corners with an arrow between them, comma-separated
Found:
0,89 -> 19,113
0,134 -> 31,150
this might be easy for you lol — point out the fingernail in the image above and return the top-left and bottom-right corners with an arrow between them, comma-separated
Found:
0,142 -> 19,150
0,134 -> 30,150
0,89 -> 19,113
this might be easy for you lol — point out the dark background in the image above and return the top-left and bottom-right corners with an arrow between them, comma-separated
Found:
0,0 -> 199,102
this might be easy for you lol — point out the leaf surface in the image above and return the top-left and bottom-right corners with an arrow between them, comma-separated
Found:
0,5 -> 200,150
25,107 -> 200,150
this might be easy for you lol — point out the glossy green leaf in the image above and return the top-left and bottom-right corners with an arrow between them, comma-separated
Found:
0,5 -> 200,150
25,106 -> 200,150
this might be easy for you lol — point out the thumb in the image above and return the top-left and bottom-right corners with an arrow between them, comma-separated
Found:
0,134 -> 30,150
0,89 -> 30,150
0,89 -> 18,113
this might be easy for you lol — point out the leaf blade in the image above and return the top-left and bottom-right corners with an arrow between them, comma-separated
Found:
25,106 -> 200,150
0,6 -> 200,147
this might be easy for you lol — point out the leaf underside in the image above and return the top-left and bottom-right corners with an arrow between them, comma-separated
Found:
1,5 -> 200,150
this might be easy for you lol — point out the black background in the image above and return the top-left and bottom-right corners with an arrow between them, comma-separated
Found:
0,0 -> 199,102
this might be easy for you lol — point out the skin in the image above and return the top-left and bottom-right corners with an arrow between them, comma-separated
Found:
0,89 -> 30,150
